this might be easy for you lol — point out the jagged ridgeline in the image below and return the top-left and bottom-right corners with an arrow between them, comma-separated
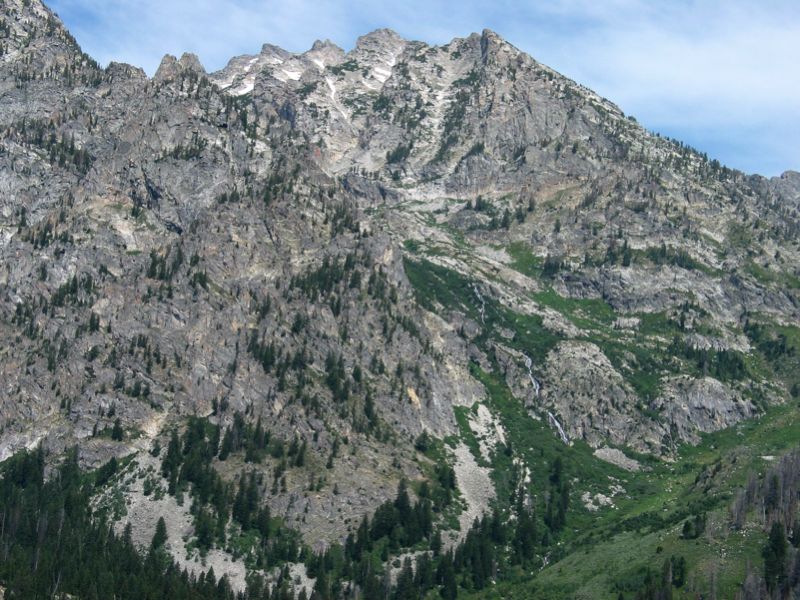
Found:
0,0 -> 799,597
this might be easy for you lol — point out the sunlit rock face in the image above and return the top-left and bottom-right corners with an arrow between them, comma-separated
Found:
0,0 -> 798,546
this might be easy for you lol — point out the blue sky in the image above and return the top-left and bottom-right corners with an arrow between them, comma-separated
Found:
48,0 -> 799,177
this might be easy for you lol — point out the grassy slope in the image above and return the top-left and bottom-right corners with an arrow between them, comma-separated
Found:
481,388 -> 799,599
402,241 -> 800,599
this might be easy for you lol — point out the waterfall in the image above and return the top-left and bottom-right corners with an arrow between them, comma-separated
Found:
522,354 -> 540,398
547,411 -> 570,445
524,353 -> 568,445
472,283 -> 486,324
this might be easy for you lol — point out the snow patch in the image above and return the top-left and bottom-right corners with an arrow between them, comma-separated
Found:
325,76 -> 337,100
244,57 -> 258,72
373,65 -> 392,83
324,76 -> 350,121
231,77 -> 255,96
282,69 -> 302,81
217,56 -> 260,91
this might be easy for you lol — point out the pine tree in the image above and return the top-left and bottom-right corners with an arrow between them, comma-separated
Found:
195,509 -> 215,551
437,551 -> 458,600
671,555 -> 687,588
111,418 -> 124,441
151,516 -> 168,550
431,529 -> 443,556
256,506 -> 271,540
161,430 -> 182,495
218,428 -> 233,460
233,472 -> 250,530
513,505 -> 537,563
415,552 -> 435,591
394,557 -> 415,600
355,516 -> 371,555
763,522 -> 787,592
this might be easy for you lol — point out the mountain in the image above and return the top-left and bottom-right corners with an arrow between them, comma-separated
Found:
1,0 -> 799,597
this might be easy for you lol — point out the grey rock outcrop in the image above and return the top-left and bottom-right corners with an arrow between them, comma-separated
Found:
1,0 -> 799,553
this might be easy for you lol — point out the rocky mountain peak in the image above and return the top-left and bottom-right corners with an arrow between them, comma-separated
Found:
353,27 -> 404,49
2,0 -> 53,26
350,28 -> 406,73
478,27 -> 518,60
0,0 -> 100,124
105,61 -> 147,82
1,0 -> 79,61
178,52 -> 205,73
258,42 -> 291,61
779,170 -> 800,184
154,52 -> 206,83
310,38 -> 340,52
1,5 -> 799,596
303,38 -> 345,68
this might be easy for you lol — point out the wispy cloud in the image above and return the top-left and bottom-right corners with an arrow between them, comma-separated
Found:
48,0 -> 799,175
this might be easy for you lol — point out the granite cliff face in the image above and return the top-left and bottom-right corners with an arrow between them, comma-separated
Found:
1,0 -> 799,567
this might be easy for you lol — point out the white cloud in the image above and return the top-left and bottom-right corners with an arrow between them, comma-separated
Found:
514,0 -> 800,175
48,0 -> 799,175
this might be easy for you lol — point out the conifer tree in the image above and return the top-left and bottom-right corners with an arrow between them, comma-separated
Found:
151,516 -> 168,551
111,418 -> 124,441
763,522 -> 788,592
